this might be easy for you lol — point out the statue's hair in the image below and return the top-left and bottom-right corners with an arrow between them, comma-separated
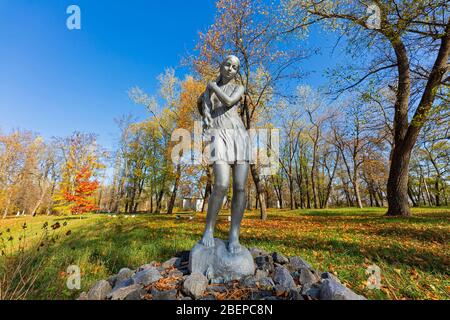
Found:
201,90 -> 213,128
223,55 -> 240,68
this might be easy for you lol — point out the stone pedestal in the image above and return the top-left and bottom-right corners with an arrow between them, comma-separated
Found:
188,238 -> 255,283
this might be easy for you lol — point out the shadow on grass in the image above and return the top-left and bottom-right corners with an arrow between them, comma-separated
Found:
370,226 -> 449,244
11,209 -> 449,299
56,216 -> 90,221
296,209 -> 383,217
90,214 -> 449,274
261,213 -> 450,227
66,214 -> 449,275
48,218 -> 199,272
240,235 -> 449,275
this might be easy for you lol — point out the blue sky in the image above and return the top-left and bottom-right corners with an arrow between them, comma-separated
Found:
0,0 -> 344,151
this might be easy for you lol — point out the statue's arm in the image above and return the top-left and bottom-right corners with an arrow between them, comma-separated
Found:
208,83 -> 244,108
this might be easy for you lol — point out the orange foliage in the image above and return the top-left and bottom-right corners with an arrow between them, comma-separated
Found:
177,76 -> 205,129
64,165 -> 99,214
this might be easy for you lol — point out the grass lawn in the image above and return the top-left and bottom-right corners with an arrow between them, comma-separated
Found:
0,207 -> 449,300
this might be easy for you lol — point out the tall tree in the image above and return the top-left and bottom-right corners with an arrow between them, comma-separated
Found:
281,0 -> 450,215
0,131 -> 36,218
193,0 -> 308,219
52,132 -> 104,214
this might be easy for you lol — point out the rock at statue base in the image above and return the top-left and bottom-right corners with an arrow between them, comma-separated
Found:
189,238 -> 255,283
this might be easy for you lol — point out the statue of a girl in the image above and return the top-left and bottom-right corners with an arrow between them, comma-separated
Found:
197,55 -> 250,254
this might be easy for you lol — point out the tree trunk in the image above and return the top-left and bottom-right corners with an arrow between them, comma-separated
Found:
310,166 -> 318,209
323,152 -> 339,208
305,171 -> 311,209
443,181 -> 448,206
2,192 -> 12,219
97,186 -> 103,212
201,167 -> 212,213
167,183 -> 178,214
295,154 -> 305,209
167,165 -> 181,215
32,199 -> 43,217
150,192 -> 153,213
342,180 -> 353,207
373,188 -> 381,207
32,184 -> 48,217
272,176 -> 283,209
353,179 -> 363,209
386,20 -> 450,216
408,185 -> 417,207
376,188 -> 384,207
2,207 -> 8,219
386,145 -> 412,216
288,177 -> 294,210
129,187 -> 136,213
423,178 -> 432,206
250,164 -> 267,220
155,189 -> 164,214
246,187 -> 252,210
434,178 -> 441,207
277,187 -> 283,209
133,180 -> 145,213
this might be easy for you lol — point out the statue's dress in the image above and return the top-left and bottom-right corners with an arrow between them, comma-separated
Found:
202,83 -> 251,165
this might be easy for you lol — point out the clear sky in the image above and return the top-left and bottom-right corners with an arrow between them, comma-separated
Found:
0,0 -> 344,151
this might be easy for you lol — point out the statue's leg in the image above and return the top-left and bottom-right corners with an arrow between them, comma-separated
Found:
200,162 -> 231,247
228,161 -> 249,253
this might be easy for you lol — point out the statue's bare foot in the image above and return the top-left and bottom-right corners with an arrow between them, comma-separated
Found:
228,240 -> 241,254
200,230 -> 215,247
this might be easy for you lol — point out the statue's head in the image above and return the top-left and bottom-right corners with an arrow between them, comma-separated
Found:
219,55 -> 240,82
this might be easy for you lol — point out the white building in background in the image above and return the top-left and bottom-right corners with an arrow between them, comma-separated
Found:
182,198 -> 204,212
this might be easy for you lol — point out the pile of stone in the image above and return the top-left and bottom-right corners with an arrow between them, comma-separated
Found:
79,247 -> 366,300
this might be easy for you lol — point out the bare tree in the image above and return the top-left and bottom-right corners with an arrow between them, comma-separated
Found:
281,0 -> 450,215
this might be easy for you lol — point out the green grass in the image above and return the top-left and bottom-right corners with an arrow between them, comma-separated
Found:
0,207 -> 449,300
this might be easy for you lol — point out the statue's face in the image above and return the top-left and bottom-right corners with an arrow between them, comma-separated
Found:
220,57 -> 239,81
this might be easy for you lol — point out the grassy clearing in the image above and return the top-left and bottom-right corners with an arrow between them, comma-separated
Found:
0,207 -> 449,300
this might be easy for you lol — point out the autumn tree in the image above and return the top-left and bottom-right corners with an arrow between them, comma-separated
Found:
281,0 -> 450,216
0,130 -> 40,218
276,99 -> 304,209
52,132 -> 104,215
175,76 -> 208,211
109,115 -> 167,214
129,70 -> 203,214
17,137 -> 59,216
193,0 -> 308,219
64,163 -> 99,214
332,101 -> 377,209
0,130 -> 72,217
409,111 -> 449,206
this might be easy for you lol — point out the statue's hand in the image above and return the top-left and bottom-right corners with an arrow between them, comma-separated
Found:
207,81 -> 217,90
206,115 -> 213,126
